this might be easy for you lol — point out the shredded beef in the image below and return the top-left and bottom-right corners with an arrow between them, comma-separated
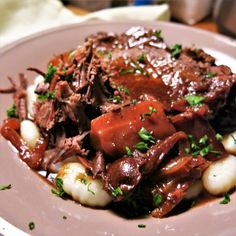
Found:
35,100 -> 56,130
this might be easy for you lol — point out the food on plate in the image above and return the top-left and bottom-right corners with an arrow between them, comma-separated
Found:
202,155 -> 236,195
57,162 -> 112,207
1,27 -> 236,218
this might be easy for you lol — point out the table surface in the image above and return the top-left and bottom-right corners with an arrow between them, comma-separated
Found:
67,5 -> 219,33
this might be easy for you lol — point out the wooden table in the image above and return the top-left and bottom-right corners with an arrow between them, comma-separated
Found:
67,5 -> 219,33
192,18 -> 218,33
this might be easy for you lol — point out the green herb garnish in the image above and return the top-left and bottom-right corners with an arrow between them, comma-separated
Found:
185,147 -> 191,154
206,71 -> 217,78
38,91 -> 55,100
199,135 -> 208,145
220,193 -> 230,204
28,222 -> 35,230
51,178 -> 65,198
125,146 -> 133,156
80,177 -> 88,185
117,85 -> 129,95
186,135 -> 222,157
210,150 -> 222,156
108,95 -> 122,104
138,224 -> 146,228
135,141 -> 149,151
87,183 -> 95,195
185,95 -> 205,106
138,127 -> 155,144
120,68 -> 134,75
215,133 -> 223,141
112,186 -> 123,197
45,64 -> 57,83
140,106 -> 157,121
153,194 -> 162,206
170,44 -> 182,59
134,127 -> 156,152
137,53 -> 146,63
0,184 -> 11,190
6,104 -> 18,118
153,30 -> 162,38
135,66 -> 148,76
199,144 -> 212,157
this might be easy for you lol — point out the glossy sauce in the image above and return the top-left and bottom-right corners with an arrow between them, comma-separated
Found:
90,100 -> 176,158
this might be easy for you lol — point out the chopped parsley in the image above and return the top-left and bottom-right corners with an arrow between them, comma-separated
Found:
120,68 -> 134,75
125,146 -> 133,156
87,183 -> 95,195
135,141 -> 149,151
0,184 -> 11,190
199,145 -> 212,156
6,104 -> 18,118
210,150 -> 222,156
80,177 -> 88,185
170,44 -> 182,59
112,186 -> 123,197
51,178 -> 65,198
138,224 -> 146,228
153,194 -> 162,206
199,135 -> 208,145
79,176 -> 94,195
134,127 -> 156,152
185,147 -> 191,154
231,135 -> 236,144
111,82 -> 129,95
138,127 -> 155,144
153,30 -> 162,38
206,71 -> 217,78
121,60 -> 148,76
117,85 -> 129,95
28,222 -> 35,231
215,133 -> 223,141
220,193 -> 230,204
184,94 -> 205,106
38,91 -> 55,100
44,64 -> 57,83
135,66 -> 148,76
186,134 -> 222,157
140,106 -> 157,121
108,95 -> 122,104
137,53 -> 146,63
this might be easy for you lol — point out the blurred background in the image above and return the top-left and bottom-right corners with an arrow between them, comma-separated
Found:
0,0 -> 235,47
64,0 -> 236,37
